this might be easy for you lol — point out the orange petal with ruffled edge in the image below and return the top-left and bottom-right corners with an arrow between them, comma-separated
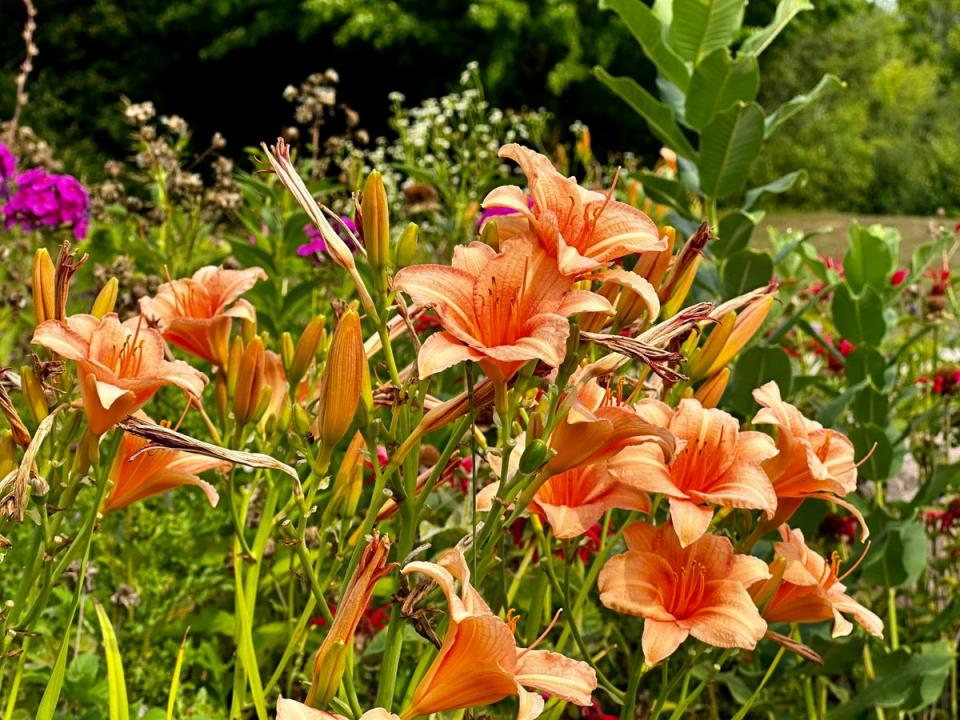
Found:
642,620 -> 689,666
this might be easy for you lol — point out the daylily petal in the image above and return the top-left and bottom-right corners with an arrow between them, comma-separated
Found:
452,241 -> 498,276
597,551 -> 676,622
685,582 -> 767,650
669,499 -> 714,548
417,332 -> 486,378
514,649 -> 597,706
642,620 -> 689,666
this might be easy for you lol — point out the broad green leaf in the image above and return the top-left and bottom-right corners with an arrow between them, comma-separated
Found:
861,514 -> 927,586
95,601 -> 130,720
818,380 -> 867,428
742,169 -> 807,210
685,48 -> 759,130
600,0 -> 691,90
843,224 -> 898,293
844,347 -> 888,389
698,101 -> 765,200
831,284 -> 888,345
594,67 -> 698,158
740,0 -> 813,56
849,424 -> 894,481
721,248 -> 773,298
830,641 -> 952,718
638,172 -> 695,219
730,346 -> 792,415
669,0 -> 747,64
910,462 -> 960,510
714,209 -> 761,257
765,74 -> 845,138
851,386 -> 889,426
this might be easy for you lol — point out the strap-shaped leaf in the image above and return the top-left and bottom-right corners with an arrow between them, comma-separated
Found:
594,67 -> 698,159
698,101 -> 765,200
742,169 -> 807,210
95,601 -> 130,720
765,74 -> 845,138
600,0 -> 691,91
638,172 -> 696,219
740,0 -> 813,56
668,0 -> 747,63
685,48 -> 759,130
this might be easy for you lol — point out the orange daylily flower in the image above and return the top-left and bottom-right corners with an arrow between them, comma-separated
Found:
545,374 -> 675,476
483,144 -> 664,276
752,381 -> 866,538
394,237 -> 611,383
32,313 -> 207,436
140,266 -> 267,365
598,520 -> 769,666
400,548 -> 596,720
618,398 -> 778,547
104,427 -> 228,512
477,451 -> 651,539
750,526 -> 883,639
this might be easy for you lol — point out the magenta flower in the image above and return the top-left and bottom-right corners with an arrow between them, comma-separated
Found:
297,216 -> 359,257
4,167 -> 90,239
476,194 -> 534,227
0,143 -> 16,201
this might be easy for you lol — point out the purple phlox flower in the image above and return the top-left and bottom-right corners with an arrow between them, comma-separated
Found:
0,143 -> 17,202
477,193 -> 534,227
297,215 -> 359,257
4,167 -> 90,239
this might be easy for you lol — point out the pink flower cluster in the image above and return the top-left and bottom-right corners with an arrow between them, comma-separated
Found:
0,146 -> 90,239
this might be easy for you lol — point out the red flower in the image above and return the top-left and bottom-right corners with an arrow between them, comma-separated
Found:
890,268 -> 908,287
838,339 -> 855,357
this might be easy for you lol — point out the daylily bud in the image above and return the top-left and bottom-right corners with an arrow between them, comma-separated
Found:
660,255 -> 700,319
518,438 -> 552,475
20,365 -> 49,424
479,217 -> 498,247
91,277 -> 119,318
215,371 -> 228,427
233,337 -> 265,429
33,249 -> 55,325
306,531 -> 393,707
241,318 -> 257,345
252,384 -> 273,425
277,396 -> 292,435
289,316 -> 325,388
394,222 -> 418,267
226,336 -> 244,396
361,171 -> 390,274
694,368 -> 730,408
703,295 -> 774,376
687,310 -> 736,381
0,432 -> 16,478
330,431 -> 365,519
208,316 -> 232,369
636,226 -> 675,287
293,404 -> 312,436
281,332 -> 296,374
315,309 -> 365,451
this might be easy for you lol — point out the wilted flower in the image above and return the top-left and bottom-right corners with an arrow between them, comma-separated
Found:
4,167 -> 90,239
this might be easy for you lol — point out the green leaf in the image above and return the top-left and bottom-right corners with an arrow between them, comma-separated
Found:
730,346 -> 792,415
714,209 -> 761,258
861,514 -> 927,586
721,249 -> 773,298
844,348 -> 889,390
765,74 -> 845,138
594,67 -> 698,158
669,0 -> 747,64
637,172 -> 695,219
851,386 -> 889,426
830,641 -> 953,718
848,424 -> 894,481
37,630 -> 73,720
698,102 -> 765,200
95,601 -> 130,720
685,48 -> 759,130
831,284 -> 888,346
743,169 -> 807,211
740,0 -> 813,55
166,630 -> 190,720
843,224 -> 898,293
600,0 -> 691,90
911,462 -> 960,510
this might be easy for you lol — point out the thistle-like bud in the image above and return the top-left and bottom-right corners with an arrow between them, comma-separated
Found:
315,308 -> 365,451
394,222 -> 418,268
233,336 -> 265,429
90,278 -> 119,318
289,316 -> 325,388
694,368 -> 730,408
306,531 -> 393,707
20,365 -> 49,424
33,249 -> 55,325
361,171 -> 390,275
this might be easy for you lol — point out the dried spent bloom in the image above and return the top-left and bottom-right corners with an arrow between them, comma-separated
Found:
394,237 -> 612,383
32,314 -> 207,436
598,520 -> 769,666
104,427 -> 228,512
483,144 -> 664,276
139,266 -> 267,366
401,548 -> 596,720
4,167 -> 90,239
619,398 -> 778,547
750,526 -> 883,639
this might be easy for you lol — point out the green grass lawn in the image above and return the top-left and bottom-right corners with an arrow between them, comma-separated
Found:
752,211 -> 957,264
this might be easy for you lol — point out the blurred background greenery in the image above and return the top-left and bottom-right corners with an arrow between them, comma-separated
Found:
1,0 -> 958,213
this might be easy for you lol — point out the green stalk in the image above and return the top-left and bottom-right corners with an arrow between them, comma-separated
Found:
730,645 -> 785,720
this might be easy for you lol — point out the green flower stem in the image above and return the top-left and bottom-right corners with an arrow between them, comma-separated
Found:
667,649 -> 736,720
730,645 -> 786,720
